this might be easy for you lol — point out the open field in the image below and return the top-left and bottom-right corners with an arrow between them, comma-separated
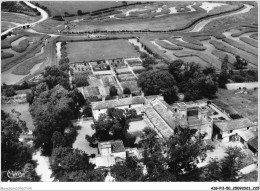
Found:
222,38 -> 257,56
209,40 -> 257,66
239,37 -> 258,48
1,21 -> 17,32
37,1 -> 125,16
1,12 -> 39,24
213,88 -> 258,123
249,33 -> 258,40
66,40 -> 139,62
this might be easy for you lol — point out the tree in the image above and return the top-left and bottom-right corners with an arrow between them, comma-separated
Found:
51,131 -> 65,148
162,86 -> 179,104
221,55 -> 229,72
73,75 -> 89,87
51,147 -> 95,181
140,127 -> 175,181
87,108 -> 137,146
43,66 -> 70,90
218,71 -> 229,89
167,126 -> 214,181
137,70 -> 176,96
77,10 -> 83,15
203,158 -> 221,181
168,59 -> 184,83
123,87 -> 131,95
31,85 -> 79,156
2,86 -> 16,97
234,56 -> 247,70
142,56 -> 157,68
109,85 -> 118,97
1,110 -> 38,181
110,157 -> 144,181
82,101 -> 93,118
220,146 -> 246,181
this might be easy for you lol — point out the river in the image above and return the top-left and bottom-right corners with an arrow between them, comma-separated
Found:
190,4 -> 254,32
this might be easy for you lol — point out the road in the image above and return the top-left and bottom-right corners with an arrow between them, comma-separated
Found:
1,1 -> 48,36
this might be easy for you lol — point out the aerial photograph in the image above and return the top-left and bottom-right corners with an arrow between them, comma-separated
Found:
1,0 -> 258,188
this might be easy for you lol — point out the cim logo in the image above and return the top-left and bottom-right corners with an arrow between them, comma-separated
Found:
6,169 -> 25,179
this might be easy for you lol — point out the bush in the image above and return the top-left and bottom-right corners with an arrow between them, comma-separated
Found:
168,37 -> 206,51
109,85 -> 118,97
230,114 -> 243,119
123,87 -> 131,94
155,40 -> 183,50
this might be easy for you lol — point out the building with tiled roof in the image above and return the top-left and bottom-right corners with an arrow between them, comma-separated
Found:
213,118 -> 256,143
143,97 -> 213,139
248,136 -> 258,156
91,94 -> 146,119
214,118 -> 255,132
90,140 -> 126,168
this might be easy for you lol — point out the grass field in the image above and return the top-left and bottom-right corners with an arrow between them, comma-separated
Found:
213,88 -> 258,123
239,37 -> 258,48
209,40 -> 257,66
37,1 -> 124,16
1,12 -> 39,31
66,40 -> 139,62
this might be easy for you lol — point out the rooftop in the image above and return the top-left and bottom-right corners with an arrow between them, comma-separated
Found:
99,140 -> 125,153
91,96 -> 145,110
237,129 -> 258,142
144,105 -> 173,139
248,136 -> 258,151
214,118 -> 255,132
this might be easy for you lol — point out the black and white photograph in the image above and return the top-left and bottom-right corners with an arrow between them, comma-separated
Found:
1,0 -> 259,190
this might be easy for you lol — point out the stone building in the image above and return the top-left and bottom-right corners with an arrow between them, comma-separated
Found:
143,97 -> 213,139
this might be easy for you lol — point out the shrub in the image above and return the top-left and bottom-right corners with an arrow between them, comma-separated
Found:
74,75 -> 89,87
168,37 -> 206,51
109,85 -> 118,97
222,38 -> 257,56
123,87 -> 131,94
155,40 -> 183,50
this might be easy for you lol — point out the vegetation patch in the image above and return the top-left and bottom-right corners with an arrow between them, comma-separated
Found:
67,40 -> 139,62
239,37 -> 258,48
11,39 -> 30,53
155,40 -> 183,50
231,27 -> 258,37
182,36 -> 204,46
168,37 -> 206,51
211,50 -> 236,64
1,34 -> 23,49
12,57 -> 46,75
171,51 -> 213,68
1,51 -> 14,59
229,70 -> 258,83
222,38 -> 257,56
209,40 -> 257,65
139,38 -> 171,62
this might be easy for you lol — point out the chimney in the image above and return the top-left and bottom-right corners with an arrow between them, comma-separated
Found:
116,96 -> 119,100
130,94 -> 132,99
141,92 -> 144,97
